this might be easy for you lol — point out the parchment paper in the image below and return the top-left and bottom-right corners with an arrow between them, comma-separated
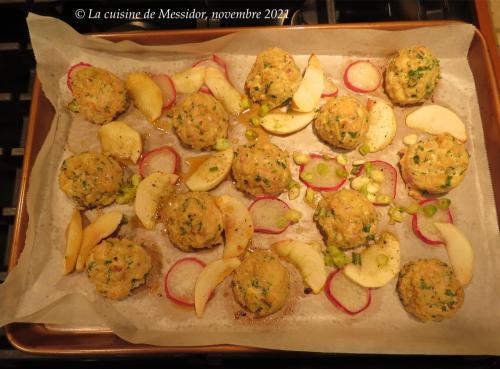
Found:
0,13 -> 499,354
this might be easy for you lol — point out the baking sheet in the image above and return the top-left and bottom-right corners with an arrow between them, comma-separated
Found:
0,13 -> 499,354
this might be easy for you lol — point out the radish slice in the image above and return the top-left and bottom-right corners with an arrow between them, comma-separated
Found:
151,74 -> 176,109
248,195 -> 290,234
412,198 -> 453,245
299,154 -> 347,192
358,160 -> 397,203
165,257 -> 206,307
321,75 -> 339,97
139,146 -> 180,178
193,54 -> 231,95
343,60 -> 381,93
67,62 -> 91,91
325,269 -> 371,315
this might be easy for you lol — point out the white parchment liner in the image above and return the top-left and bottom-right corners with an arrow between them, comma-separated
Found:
0,13 -> 499,354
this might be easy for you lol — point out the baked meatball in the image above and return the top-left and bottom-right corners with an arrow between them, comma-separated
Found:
400,134 -> 469,197
385,45 -> 440,105
245,47 -> 302,109
232,142 -> 291,196
172,92 -> 229,150
232,250 -> 290,317
314,189 -> 377,250
397,259 -> 464,322
160,192 -> 224,252
59,152 -> 123,209
69,66 -> 128,125
86,238 -> 152,299
313,96 -> 369,150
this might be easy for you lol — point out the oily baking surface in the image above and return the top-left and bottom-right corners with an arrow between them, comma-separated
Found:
0,13 -> 499,354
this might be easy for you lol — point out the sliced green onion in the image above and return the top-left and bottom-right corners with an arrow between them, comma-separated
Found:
300,171 -> 313,182
359,144 -> 370,156
437,198 -> 451,210
423,204 -> 437,217
250,117 -> 261,127
213,138 -> 229,151
276,216 -> 289,229
336,154 -> 348,166
241,95 -> 251,110
316,162 -> 329,175
245,129 -> 257,140
285,209 -> 303,223
293,151 -> 310,165
405,203 -> 420,214
370,169 -> 385,183
335,168 -> 348,178
288,180 -> 300,200
258,103 -> 270,117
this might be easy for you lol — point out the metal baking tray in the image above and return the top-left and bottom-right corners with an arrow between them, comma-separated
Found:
6,21 -> 500,355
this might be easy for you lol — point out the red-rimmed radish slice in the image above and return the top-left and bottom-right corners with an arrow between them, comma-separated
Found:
198,85 -> 213,95
358,160 -> 397,203
321,75 -> 339,97
299,154 -> 347,192
139,146 -> 180,178
165,257 -> 206,307
248,195 -> 290,234
325,269 -> 371,316
67,62 -> 91,91
343,60 -> 381,93
151,74 -> 176,109
412,198 -> 453,245
192,54 -> 229,80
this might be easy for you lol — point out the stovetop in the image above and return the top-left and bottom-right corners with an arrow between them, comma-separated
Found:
0,0 -> 496,367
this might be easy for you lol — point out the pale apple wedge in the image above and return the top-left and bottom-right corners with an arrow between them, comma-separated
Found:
171,66 -> 206,94
272,239 -> 326,293
98,121 -> 142,163
292,54 -> 324,113
135,172 -> 178,230
204,67 -> 242,115
261,111 -> 315,135
64,208 -> 83,275
215,195 -> 253,258
126,72 -> 163,122
75,211 -> 122,272
185,148 -> 233,192
194,258 -> 241,317
406,105 -> 467,142
365,99 -> 397,153
343,232 -> 400,288
434,222 -> 474,286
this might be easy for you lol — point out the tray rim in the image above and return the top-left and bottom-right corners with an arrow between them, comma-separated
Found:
6,20 -> 500,355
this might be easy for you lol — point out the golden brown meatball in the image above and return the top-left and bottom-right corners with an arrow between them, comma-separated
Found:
232,250 -> 290,317
232,142 -> 291,197
314,189 -> 378,250
313,96 -> 369,150
397,259 -> 464,322
160,192 -> 224,252
69,66 -> 128,125
172,92 -> 229,150
399,134 -> 469,197
385,45 -> 440,105
245,47 -> 302,109
59,152 -> 123,209
86,238 -> 152,299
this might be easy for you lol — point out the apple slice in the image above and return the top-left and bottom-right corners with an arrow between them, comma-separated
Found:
194,258 -> 241,317
405,105 -> 467,142
215,196 -> 253,259
272,239 -> 327,294
75,211 -> 123,272
204,67 -> 242,115
64,209 -> 83,275
292,54 -> 324,113
126,72 -> 163,122
434,222 -> 474,286
260,111 -> 315,135
98,121 -> 142,163
343,232 -> 400,288
343,60 -> 381,93
134,172 -> 178,230
185,148 -> 233,192
171,66 -> 206,94
365,99 -> 397,153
